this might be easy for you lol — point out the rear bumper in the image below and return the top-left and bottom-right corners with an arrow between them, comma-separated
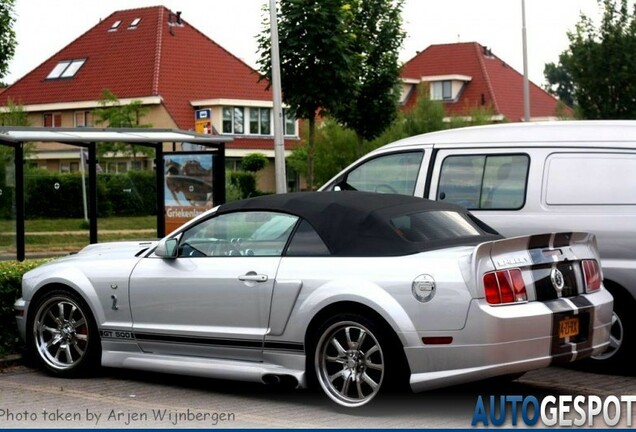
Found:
404,289 -> 613,392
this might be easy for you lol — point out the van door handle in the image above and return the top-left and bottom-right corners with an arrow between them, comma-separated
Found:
239,272 -> 268,282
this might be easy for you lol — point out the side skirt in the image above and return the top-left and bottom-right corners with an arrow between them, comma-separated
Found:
101,350 -> 307,388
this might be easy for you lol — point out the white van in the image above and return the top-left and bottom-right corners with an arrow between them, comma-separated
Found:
322,120 -> 636,372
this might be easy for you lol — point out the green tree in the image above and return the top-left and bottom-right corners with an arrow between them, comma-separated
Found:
258,0 -> 356,190
332,0 -> 405,156
543,58 -> 575,107
0,0 -> 16,83
287,119 -> 360,187
0,98 -> 29,126
545,0 -> 636,118
93,89 -> 153,163
370,85 -> 446,148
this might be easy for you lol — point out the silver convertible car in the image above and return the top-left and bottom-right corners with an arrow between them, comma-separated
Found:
15,192 -> 612,407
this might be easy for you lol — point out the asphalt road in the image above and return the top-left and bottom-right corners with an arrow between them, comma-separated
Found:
0,363 -> 634,429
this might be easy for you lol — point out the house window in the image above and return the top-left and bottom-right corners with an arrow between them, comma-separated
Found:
74,111 -> 94,127
43,113 -> 62,128
283,109 -> 297,136
109,20 -> 121,31
225,158 -> 242,171
222,107 -> 245,134
46,59 -> 86,79
129,18 -> 141,29
249,108 -> 271,135
223,106 -> 294,136
431,80 -> 453,101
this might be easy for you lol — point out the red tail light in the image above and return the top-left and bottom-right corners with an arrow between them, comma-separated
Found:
582,260 -> 601,292
483,268 -> 527,305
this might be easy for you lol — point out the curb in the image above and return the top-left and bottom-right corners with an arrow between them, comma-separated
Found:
0,354 -> 23,370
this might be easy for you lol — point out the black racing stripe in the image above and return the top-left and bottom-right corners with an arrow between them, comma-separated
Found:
546,297 -> 595,365
528,233 -> 552,250
264,341 -> 304,352
134,333 -> 305,353
569,295 -> 594,308
135,333 -> 262,349
553,232 -> 573,248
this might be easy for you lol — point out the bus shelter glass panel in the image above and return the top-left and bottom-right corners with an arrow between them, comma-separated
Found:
97,143 -> 157,243
24,144 -> 88,258
0,148 -> 16,260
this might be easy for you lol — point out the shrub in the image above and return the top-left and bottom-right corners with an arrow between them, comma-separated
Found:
240,153 -> 268,173
229,171 -> 257,199
0,259 -> 50,356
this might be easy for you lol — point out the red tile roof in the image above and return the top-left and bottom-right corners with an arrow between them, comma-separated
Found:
401,42 -> 568,121
0,6 -> 275,131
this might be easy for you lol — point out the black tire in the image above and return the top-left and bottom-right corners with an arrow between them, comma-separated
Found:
311,313 -> 405,408
573,288 -> 633,375
28,289 -> 101,377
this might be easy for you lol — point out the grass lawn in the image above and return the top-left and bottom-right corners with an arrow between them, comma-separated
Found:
0,216 -> 158,255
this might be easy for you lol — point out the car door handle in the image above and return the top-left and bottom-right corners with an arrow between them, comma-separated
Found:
238,273 -> 268,282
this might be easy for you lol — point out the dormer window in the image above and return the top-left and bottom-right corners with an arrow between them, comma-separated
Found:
420,74 -> 472,102
432,80 -> 452,101
46,59 -> 86,79
129,18 -> 141,29
109,20 -> 121,31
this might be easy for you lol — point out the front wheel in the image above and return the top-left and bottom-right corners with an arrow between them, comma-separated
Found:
30,289 -> 100,377
314,314 -> 392,408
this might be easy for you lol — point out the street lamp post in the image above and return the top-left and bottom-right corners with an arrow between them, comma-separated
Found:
269,0 -> 287,193
522,0 -> 530,122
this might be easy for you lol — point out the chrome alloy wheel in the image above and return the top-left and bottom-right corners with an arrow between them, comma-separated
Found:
592,311 -> 623,361
33,295 -> 90,371
315,321 -> 385,407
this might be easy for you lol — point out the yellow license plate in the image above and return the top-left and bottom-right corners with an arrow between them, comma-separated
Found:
559,317 -> 580,339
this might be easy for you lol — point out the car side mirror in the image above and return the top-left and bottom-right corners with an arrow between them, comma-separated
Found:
155,238 -> 179,258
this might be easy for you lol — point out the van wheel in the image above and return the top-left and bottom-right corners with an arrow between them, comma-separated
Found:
582,294 -> 632,374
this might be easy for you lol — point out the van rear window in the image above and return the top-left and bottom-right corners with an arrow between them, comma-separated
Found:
546,153 -> 636,205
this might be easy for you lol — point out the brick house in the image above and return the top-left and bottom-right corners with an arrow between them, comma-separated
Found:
400,42 -> 569,122
0,6 -> 300,192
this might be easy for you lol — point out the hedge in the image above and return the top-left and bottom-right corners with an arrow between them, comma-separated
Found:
0,259 -> 50,356
0,170 -> 157,219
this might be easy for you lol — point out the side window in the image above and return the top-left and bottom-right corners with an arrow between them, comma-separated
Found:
345,151 -> 423,195
286,220 -> 330,256
178,211 -> 298,257
437,154 -> 529,210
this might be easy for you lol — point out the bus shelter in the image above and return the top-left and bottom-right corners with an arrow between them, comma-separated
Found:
0,127 -> 228,261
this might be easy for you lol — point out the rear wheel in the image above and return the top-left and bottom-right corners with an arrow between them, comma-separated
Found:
30,289 -> 100,377
313,314 -> 395,407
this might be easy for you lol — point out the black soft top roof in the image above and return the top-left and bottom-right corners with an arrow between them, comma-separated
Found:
217,191 -> 500,256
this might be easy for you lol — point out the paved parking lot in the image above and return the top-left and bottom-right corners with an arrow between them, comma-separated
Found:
0,362 -> 634,428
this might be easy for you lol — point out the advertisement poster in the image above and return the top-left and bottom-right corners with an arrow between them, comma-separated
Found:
164,152 -> 215,234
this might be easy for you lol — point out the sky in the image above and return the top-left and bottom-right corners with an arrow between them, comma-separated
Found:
5,0 -> 602,87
